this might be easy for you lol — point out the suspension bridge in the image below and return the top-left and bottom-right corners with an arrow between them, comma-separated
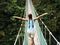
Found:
13,0 -> 60,45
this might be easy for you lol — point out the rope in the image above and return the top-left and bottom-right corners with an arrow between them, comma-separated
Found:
14,24 -> 22,45
40,19 -> 60,45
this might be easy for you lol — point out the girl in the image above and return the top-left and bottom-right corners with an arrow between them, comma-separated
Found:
13,13 -> 48,45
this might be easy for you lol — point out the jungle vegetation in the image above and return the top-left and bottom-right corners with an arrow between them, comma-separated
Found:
0,0 -> 60,45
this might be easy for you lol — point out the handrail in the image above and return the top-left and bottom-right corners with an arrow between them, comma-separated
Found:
14,24 -> 22,45
40,19 -> 60,45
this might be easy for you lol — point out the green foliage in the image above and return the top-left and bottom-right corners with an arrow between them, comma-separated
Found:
34,0 -> 60,32
0,0 -> 25,45
34,0 -> 60,42
0,0 -> 60,45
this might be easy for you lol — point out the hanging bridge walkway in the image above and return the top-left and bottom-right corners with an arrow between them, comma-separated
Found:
13,0 -> 60,45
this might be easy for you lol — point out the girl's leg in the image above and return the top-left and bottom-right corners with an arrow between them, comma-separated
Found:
31,37 -> 35,45
29,34 -> 35,45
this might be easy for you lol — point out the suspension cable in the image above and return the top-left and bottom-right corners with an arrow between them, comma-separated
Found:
14,24 -> 22,45
40,19 -> 60,45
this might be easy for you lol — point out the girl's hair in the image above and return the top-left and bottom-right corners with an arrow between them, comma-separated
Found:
28,14 -> 32,19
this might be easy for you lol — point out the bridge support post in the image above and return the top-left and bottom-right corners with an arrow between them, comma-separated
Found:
19,37 -> 20,45
49,32 -> 51,45
44,27 -> 46,39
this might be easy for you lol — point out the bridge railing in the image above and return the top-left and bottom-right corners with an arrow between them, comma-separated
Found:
14,21 -> 25,45
39,19 -> 60,45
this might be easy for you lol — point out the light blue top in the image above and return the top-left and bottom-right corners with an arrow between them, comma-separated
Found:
28,20 -> 34,30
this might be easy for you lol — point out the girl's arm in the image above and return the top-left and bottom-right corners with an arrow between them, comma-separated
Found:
34,13 -> 48,20
13,16 -> 27,21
